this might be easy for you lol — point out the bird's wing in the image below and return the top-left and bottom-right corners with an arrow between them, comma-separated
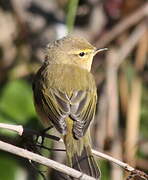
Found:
41,89 -> 70,135
40,88 -> 96,138
70,90 -> 97,139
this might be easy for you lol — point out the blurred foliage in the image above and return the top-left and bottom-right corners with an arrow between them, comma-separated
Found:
99,160 -> 110,180
0,80 -> 36,124
66,0 -> 79,32
0,153 -> 18,180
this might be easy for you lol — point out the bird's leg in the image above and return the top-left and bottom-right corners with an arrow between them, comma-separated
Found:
36,126 -> 61,149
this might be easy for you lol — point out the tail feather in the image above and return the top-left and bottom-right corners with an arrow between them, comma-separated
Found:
64,132 -> 100,179
72,145 -> 100,179
64,118 -> 100,179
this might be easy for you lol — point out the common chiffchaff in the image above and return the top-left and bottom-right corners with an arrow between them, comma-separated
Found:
33,35 -> 106,179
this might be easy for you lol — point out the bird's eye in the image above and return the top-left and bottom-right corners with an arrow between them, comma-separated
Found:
79,52 -> 85,57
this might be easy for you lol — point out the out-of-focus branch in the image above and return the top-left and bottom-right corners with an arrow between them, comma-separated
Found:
125,28 -> 148,166
0,140 -> 95,180
96,2 -> 148,48
94,88 -> 108,149
116,22 -> 147,67
105,48 -> 123,179
102,21 -> 147,70
94,17 -> 147,180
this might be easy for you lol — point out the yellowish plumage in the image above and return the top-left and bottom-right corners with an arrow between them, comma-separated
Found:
33,35 -> 102,179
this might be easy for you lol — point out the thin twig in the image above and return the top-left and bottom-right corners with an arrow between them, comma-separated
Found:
92,149 -> 134,171
1,122 -> 148,179
0,140 -> 95,180
0,123 -> 23,135
0,123 -> 60,141
0,122 -> 146,174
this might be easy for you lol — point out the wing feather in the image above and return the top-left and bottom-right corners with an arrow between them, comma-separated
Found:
34,82 -> 96,138
71,92 -> 97,139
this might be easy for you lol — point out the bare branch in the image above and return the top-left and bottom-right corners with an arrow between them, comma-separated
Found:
0,123 -> 60,141
1,122 -> 148,179
0,123 -> 23,135
92,149 -> 134,171
0,140 -> 95,180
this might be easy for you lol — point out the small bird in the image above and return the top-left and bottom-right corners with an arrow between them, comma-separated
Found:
33,35 -> 106,179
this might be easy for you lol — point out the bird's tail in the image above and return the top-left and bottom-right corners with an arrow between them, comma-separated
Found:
71,143 -> 100,179
64,126 -> 100,179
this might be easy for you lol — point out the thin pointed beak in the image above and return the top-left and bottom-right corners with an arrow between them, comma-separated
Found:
94,48 -> 108,55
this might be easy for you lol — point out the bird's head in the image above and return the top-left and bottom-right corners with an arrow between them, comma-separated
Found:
46,35 -> 107,71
